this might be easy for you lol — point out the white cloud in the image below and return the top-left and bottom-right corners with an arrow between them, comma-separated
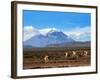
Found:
23,26 -> 40,41
64,26 -> 91,41
39,27 -> 58,36
23,26 -> 59,41
23,26 -> 91,42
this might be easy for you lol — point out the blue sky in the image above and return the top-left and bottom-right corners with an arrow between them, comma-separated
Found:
23,10 -> 91,41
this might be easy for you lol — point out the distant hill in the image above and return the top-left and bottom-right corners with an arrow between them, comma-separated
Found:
23,45 -> 33,48
46,41 -> 90,48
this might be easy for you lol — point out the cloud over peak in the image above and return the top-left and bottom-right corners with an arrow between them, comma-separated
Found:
64,26 -> 91,41
23,26 -> 91,42
24,26 -> 40,41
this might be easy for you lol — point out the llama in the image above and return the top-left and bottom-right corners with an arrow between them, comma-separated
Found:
84,51 -> 88,56
72,51 -> 76,57
72,51 -> 78,59
44,55 -> 49,63
65,52 -> 68,58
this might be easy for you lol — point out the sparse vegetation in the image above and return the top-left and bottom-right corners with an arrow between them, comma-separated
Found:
23,47 -> 90,69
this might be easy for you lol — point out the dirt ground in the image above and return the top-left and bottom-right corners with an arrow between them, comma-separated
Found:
23,47 -> 90,69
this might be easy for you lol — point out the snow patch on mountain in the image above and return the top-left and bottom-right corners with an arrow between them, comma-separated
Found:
39,28 -> 59,36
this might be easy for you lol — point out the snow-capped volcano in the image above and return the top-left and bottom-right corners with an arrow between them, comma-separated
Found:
23,27 -> 75,47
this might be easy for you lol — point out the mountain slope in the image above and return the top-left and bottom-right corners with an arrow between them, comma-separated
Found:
46,31 -> 74,44
24,30 -> 75,47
